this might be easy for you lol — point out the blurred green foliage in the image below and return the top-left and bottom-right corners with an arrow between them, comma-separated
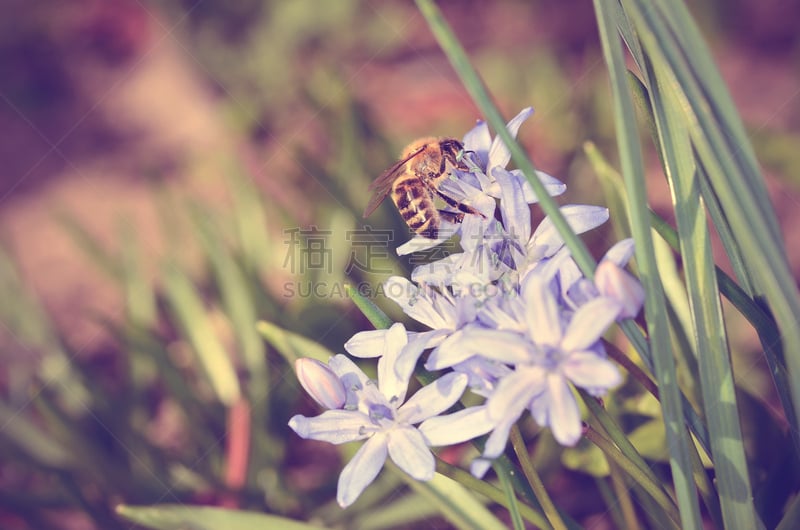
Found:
0,0 -> 798,529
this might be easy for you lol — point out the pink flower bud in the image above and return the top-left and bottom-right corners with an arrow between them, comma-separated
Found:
595,260 -> 645,319
295,358 -> 346,409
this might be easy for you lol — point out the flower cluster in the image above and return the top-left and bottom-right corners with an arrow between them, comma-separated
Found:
289,108 -> 645,507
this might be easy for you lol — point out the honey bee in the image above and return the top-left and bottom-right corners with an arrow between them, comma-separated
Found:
363,137 -> 484,239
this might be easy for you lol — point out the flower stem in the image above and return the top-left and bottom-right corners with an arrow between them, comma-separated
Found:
584,425 -> 682,529
495,460 -> 526,530
509,426 -> 567,530
603,339 -> 659,398
435,458 -> 548,528
607,460 -> 641,530
345,283 -> 393,329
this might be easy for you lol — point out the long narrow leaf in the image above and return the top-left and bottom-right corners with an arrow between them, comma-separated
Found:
0,401 -> 73,470
116,504 -> 327,530
592,1 -> 702,526
626,0 -> 800,426
163,267 -> 241,406
256,320 -> 337,365
345,283 -> 393,330
403,472 -> 508,530
189,204 -> 268,390
644,51 -> 759,528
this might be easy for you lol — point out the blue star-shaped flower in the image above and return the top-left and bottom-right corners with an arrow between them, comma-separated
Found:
289,324 -> 471,507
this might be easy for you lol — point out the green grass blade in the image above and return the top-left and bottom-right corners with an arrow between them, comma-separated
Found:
509,427 -> 564,530
585,142 -> 714,444
599,470 -> 637,530
163,266 -> 241,406
644,51 -> 760,528
582,393 -> 682,527
0,249 -> 91,413
592,1 -> 702,526
119,222 -> 157,328
434,459 -> 554,529
116,504 -> 327,530
256,320 -> 337,365
349,491 -> 440,530
403,472 -> 508,530
0,400 -> 73,470
345,283 -> 393,330
122,324 -> 220,446
651,1 -> 780,243
694,165 -> 757,295
583,141 -> 631,240
188,204 -> 268,392
496,462 -> 526,530
226,168 -> 274,277
647,144 -> 795,449
626,0 -> 800,427
584,423 -> 681,528
54,211 -> 123,281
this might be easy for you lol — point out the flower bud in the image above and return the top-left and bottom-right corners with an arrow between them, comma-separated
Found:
595,260 -> 645,319
295,358 -> 346,409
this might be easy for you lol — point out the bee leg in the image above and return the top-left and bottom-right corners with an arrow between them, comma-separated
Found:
438,210 -> 465,224
452,150 -> 478,173
434,189 -> 486,218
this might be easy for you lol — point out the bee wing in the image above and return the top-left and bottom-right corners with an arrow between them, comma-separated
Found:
362,164 -> 400,217
362,144 -> 427,218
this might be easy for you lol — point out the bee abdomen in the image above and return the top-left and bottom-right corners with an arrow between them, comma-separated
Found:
391,177 -> 439,238
407,210 -> 439,239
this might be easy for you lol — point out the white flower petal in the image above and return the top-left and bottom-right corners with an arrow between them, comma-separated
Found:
395,329 -> 448,383
546,375 -> 582,446
377,323 -> 410,402
521,246 -> 573,285
453,357 -> 512,396
419,406 -> 495,446
288,410 -> 372,444
481,413 -> 518,461
602,238 -> 636,267
530,205 -> 609,258
400,372 -> 468,424
470,458 -> 494,479
411,253 -> 466,285
384,277 -> 451,329
561,297 -> 621,351
337,433 -> 388,507
523,274 -> 563,347
494,167 -> 531,244
387,427 -> 435,481
344,329 -> 388,358
563,352 -> 622,390
529,391 -> 548,426
463,119 -> 491,168
534,170 -> 567,199
486,367 -> 543,421
506,169 -> 566,204
487,107 -> 533,170
428,328 -> 532,369
328,354 -> 370,408
425,337 -> 476,370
